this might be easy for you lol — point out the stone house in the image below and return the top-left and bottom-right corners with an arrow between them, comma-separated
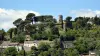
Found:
24,41 -> 38,47
24,41 -> 38,51
62,41 -> 74,48
0,41 -> 22,51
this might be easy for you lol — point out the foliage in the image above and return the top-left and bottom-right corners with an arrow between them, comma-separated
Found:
13,18 -> 23,27
64,48 -> 79,56
18,50 -> 26,56
4,47 -> 18,56
31,46 -> 37,51
74,38 -> 96,54
4,13 -> 100,55
38,42 -> 51,51
11,33 -> 25,43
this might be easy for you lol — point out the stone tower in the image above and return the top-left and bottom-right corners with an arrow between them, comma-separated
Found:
59,15 -> 63,23
58,15 -> 63,29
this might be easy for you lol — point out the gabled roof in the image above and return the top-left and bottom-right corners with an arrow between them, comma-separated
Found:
0,41 -> 19,46
0,41 -> 10,46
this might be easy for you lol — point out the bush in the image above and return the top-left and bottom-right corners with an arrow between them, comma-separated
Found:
11,33 -> 25,43
4,47 -> 18,56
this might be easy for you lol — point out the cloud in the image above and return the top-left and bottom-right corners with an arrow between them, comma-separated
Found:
70,9 -> 100,17
0,8 -> 40,31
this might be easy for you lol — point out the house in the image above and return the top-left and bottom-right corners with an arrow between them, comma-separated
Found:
0,41 -> 22,51
62,41 -> 74,48
89,51 -> 96,56
23,40 -> 52,51
80,51 -> 96,56
24,41 -> 38,51
24,41 -> 38,47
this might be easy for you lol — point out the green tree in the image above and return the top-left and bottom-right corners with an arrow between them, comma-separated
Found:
11,33 -> 25,43
56,48 -> 64,56
26,13 -> 37,24
7,28 -> 14,39
38,51 -> 50,56
53,38 -> 61,49
64,48 -> 79,56
25,24 -> 36,34
51,27 -> 59,35
4,47 -> 18,56
0,29 -> 6,40
65,16 -> 72,28
31,46 -> 37,51
38,42 -> 51,51
48,48 -> 57,56
18,50 -> 26,56
74,38 -> 95,54
13,18 -> 23,27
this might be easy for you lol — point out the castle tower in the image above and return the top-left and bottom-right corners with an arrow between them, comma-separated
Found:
59,15 -> 63,23
58,15 -> 63,29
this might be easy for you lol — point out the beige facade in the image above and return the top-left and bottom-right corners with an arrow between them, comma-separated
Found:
24,41 -> 38,47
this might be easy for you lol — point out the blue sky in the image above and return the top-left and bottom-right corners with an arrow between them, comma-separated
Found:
0,0 -> 100,18
0,0 -> 100,30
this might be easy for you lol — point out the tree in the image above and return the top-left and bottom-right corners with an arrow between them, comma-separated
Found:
31,33 -> 41,40
38,51 -> 50,56
28,46 -> 38,56
53,38 -> 61,49
17,34 -> 25,43
56,48 -> 64,56
47,22 -> 55,28
11,33 -> 25,43
4,47 -> 18,56
25,24 -> 36,34
18,50 -> 26,56
7,28 -> 14,39
13,18 -> 23,27
37,23 -> 45,32
74,38 -> 96,54
51,27 -> 59,36
29,50 -> 39,56
66,16 -> 72,21
48,48 -> 57,56
31,46 -> 37,51
75,17 -> 84,28
13,28 -> 17,35
93,15 -> 100,25
0,29 -> 6,40
64,29 -> 76,41
64,48 -> 79,56
65,16 -> 72,28
38,42 -> 51,51
26,13 -> 36,24
74,17 -> 90,28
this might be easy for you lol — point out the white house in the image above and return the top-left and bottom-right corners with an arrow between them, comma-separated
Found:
24,41 -> 38,48
23,41 -> 38,51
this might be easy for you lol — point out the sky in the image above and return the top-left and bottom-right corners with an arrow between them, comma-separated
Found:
0,0 -> 100,31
